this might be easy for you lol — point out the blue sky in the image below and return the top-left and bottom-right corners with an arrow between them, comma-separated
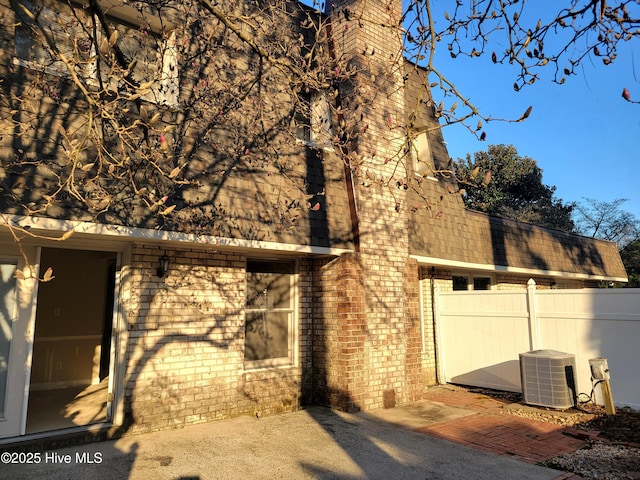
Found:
424,5 -> 640,222
299,0 -> 639,221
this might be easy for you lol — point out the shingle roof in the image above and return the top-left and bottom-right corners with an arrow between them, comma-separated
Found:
404,61 -> 627,281
410,194 -> 627,280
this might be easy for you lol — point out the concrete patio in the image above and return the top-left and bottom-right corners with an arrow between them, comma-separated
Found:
0,385 -> 592,480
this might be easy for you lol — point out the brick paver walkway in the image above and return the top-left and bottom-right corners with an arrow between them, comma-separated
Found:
416,387 -> 600,480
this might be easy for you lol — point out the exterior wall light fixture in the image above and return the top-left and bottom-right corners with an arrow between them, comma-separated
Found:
157,254 -> 170,278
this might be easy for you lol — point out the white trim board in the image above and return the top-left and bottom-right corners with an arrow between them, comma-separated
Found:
1,215 -> 354,257
411,254 -> 628,282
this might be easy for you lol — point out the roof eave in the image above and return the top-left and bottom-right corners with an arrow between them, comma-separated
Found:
1,214 -> 354,258
410,254 -> 629,283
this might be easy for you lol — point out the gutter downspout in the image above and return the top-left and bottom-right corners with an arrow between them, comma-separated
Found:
323,6 -> 360,252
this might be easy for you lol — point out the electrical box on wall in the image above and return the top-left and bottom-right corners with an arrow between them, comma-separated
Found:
589,357 -> 610,381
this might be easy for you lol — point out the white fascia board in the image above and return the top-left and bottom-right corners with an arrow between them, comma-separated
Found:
410,254 -> 628,283
2,215 -> 353,257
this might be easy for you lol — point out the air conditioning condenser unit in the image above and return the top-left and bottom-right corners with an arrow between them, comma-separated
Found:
519,349 -> 577,409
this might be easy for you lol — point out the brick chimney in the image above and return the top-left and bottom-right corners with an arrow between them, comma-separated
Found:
313,0 -> 425,411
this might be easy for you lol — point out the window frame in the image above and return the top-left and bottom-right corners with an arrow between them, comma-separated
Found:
12,0 -> 96,77
243,259 -> 298,370
452,273 -> 494,291
411,131 -> 437,181
295,90 -> 334,151
11,0 -> 179,106
101,22 -> 179,106
452,275 -> 470,291
472,276 -> 493,291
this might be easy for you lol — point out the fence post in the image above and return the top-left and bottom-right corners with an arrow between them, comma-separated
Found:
526,278 -> 539,350
433,284 -> 445,383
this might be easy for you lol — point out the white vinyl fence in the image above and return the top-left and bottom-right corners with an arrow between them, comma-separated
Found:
435,281 -> 640,409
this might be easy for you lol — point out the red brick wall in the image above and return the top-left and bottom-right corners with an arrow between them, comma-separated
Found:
404,258 -> 425,401
312,254 -> 367,411
310,0 -> 432,411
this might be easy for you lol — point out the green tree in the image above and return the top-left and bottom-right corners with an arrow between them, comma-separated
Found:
454,145 -> 575,232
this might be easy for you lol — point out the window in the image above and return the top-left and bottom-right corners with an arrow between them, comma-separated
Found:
452,274 -> 492,291
13,0 -> 178,106
452,275 -> 469,291
473,277 -> 492,290
14,0 -> 94,75
411,132 -> 435,179
107,22 -> 178,106
296,91 -> 333,149
244,260 -> 297,369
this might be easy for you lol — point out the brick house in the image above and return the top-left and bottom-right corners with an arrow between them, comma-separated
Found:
0,0 -> 626,442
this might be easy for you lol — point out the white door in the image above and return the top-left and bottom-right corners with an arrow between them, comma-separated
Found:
0,248 -> 40,438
